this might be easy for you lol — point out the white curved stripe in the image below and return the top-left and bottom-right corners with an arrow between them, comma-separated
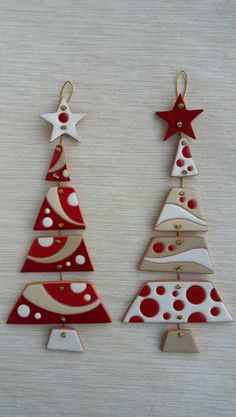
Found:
145,248 -> 212,270
156,203 -> 206,226
28,235 -> 82,263
24,284 -> 100,314
47,187 -> 83,226
48,151 -> 65,173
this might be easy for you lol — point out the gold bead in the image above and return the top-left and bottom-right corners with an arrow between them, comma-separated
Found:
175,266 -> 182,272
176,239 -> 183,245
59,286 -> 64,291
60,125 -> 67,130
56,146 -> 61,151
57,264 -> 62,270
55,239 -> 61,243
178,103 -> 184,109
179,191 -> 185,196
181,140 -> 187,146
60,332 -> 66,338
61,105 -> 67,111
175,284 -> 181,289
58,223 -> 64,228
60,316 -> 66,323
181,170 -> 188,176
58,188 -> 63,193
177,315 -> 183,320
177,121 -> 182,128
178,332 -> 184,338
52,174 -> 60,179
175,224 -> 182,230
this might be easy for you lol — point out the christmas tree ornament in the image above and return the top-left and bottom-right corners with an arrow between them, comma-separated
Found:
8,81 -> 112,352
123,71 -> 232,353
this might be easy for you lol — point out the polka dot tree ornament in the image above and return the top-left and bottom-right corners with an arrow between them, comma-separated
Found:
123,71 -> 233,353
7,81 -> 112,352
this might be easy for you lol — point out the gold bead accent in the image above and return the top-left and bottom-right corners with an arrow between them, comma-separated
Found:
181,170 -> 188,176
181,140 -> 187,146
59,286 -> 64,291
176,239 -> 183,245
60,125 -> 67,130
177,121 -> 182,128
175,266 -> 182,272
178,103 -> 184,109
177,315 -> 183,320
56,146 -> 61,151
175,224 -> 182,230
60,332 -> 66,338
52,174 -> 60,179
58,188 -> 63,193
55,239 -> 61,243
60,316 -> 66,322
175,284 -> 181,289
179,191 -> 185,196
61,105 -> 67,111
57,264 -> 62,270
58,223 -> 64,228
178,332 -> 184,338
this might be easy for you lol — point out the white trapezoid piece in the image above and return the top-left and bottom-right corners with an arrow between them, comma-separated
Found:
47,327 -> 84,352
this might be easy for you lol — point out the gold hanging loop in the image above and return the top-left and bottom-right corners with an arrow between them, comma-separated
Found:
60,80 -> 74,102
176,70 -> 188,98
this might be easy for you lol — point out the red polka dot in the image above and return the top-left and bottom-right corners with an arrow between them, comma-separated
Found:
173,300 -> 185,311
210,288 -> 221,302
182,145 -> 191,158
153,242 -> 164,253
176,158 -> 185,167
188,312 -> 207,322
172,290 -> 179,297
139,285 -> 151,297
129,316 -> 144,322
211,307 -> 220,316
187,165 -> 193,171
179,196 -> 185,202
140,298 -> 159,317
187,199 -> 197,209
168,244 -> 175,251
58,113 -> 69,123
163,312 -> 171,320
186,285 -> 206,304
156,286 -> 165,295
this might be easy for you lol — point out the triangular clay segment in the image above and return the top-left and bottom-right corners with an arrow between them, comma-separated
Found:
139,236 -> 213,274
161,329 -> 199,353
7,281 -> 112,324
45,144 -> 70,182
154,187 -> 207,232
34,186 -> 85,230
171,138 -> 198,177
21,235 -> 94,272
47,327 -> 84,352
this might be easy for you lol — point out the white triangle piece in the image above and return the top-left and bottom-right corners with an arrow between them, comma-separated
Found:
171,138 -> 198,177
47,327 -> 84,352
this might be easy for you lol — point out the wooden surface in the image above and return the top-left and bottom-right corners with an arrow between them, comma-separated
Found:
0,1 -> 235,416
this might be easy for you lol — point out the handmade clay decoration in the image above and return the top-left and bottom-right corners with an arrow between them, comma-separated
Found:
8,81 -> 112,351
124,71 -> 232,352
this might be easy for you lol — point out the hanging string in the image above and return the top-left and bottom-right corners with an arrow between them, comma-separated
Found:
60,80 -> 74,102
176,70 -> 188,98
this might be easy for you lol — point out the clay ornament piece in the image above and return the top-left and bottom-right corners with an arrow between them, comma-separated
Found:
171,138 -> 198,177
45,144 -> 70,182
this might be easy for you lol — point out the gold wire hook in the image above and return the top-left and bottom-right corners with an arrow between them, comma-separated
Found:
176,70 -> 188,98
60,80 -> 74,102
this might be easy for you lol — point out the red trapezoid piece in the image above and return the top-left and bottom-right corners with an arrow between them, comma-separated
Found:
45,145 -> 70,182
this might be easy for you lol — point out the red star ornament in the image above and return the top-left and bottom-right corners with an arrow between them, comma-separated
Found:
156,94 -> 203,140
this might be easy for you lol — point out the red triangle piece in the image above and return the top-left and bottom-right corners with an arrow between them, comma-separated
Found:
34,186 -> 85,230
7,281 -> 112,324
45,145 -> 70,182
21,235 -> 94,272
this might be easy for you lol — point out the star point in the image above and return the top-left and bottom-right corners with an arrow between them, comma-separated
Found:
156,94 -> 203,141
40,97 -> 87,143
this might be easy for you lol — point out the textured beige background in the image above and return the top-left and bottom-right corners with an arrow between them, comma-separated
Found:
0,1 -> 235,416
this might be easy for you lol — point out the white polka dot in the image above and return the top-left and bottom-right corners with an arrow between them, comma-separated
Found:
84,294 -> 91,301
66,261 -> 71,267
44,208 -> 51,214
17,304 -> 30,318
70,283 -> 87,293
63,169 -> 69,178
34,312 -> 41,320
67,192 -> 79,206
42,217 -> 53,228
38,237 -> 54,247
75,255 -> 85,265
